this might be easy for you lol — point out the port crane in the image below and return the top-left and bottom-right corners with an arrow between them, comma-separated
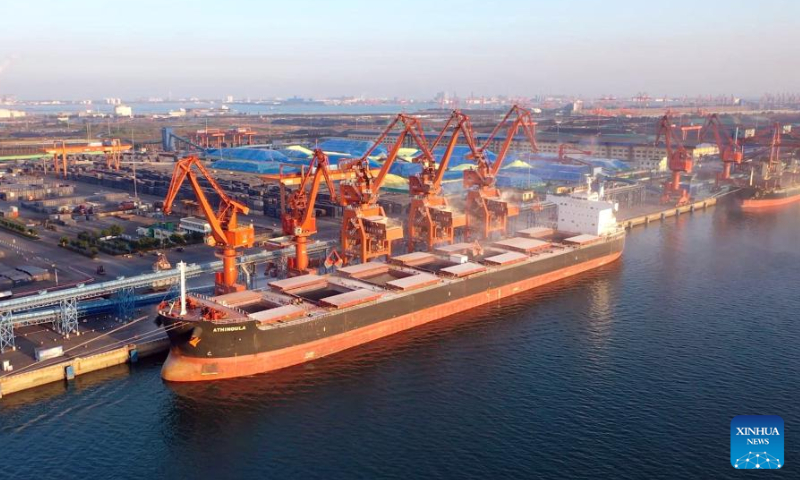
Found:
338,114 -> 431,264
557,143 -> 594,164
462,104 -> 538,239
407,110 -> 470,251
281,149 -> 339,276
44,140 -> 132,176
163,155 -> 254,294
655,114 -> 693,206
700,114 -> 743,182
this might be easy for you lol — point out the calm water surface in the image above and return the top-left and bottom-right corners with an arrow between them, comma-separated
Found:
1,201 -> 798,479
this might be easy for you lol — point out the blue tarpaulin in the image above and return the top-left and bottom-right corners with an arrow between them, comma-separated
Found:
430,145 -> 496,167
211,160 -> 300,175
206,148 -> 289,162
318,138 -> 388,158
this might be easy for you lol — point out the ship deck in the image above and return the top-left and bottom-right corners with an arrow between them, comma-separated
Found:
160,231 -> 622,329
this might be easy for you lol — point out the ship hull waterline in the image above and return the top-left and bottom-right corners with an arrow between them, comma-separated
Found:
161,249 -> 623,382
738,191 -> 800,211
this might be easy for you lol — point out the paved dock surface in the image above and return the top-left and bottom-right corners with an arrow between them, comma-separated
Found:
0,312 -> 166,396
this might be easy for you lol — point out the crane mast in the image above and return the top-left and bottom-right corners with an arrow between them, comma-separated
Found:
701,114 -> 743,182
463,105 -> 537,239
163,155 -> 254,294
655,114 -> 693,206
407,110 -> 470,251
338,114 -> 431,264
281,149 -> 338,276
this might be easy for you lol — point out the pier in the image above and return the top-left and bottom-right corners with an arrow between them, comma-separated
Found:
0,242 -> 332,397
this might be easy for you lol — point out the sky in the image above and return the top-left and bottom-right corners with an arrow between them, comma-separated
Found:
0,0 -> 798,100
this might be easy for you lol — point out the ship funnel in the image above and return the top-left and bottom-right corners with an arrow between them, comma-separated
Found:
179,261 -> 187,316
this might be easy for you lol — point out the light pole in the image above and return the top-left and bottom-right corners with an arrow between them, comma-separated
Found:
131,125 -> 138,203
52,264 -> 58,285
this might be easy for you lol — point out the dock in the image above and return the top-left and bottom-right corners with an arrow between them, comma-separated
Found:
617,196 -> 719,230
0,314 -> 168,398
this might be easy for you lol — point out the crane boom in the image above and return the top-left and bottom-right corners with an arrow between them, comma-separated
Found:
409,110 -> 470,196
462,105 -> 537,239
281,149 -> 338,275
164,155 -> 254,293
701,114 -> 743,181
340,114 -> 431,205
407,110 -> 471,250
338,113 -> 430,264
558,143 -> 593,163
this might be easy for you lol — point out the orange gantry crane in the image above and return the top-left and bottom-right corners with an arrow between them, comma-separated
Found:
679,124 -> 703,141
281,149 -> 339,276
338,114 -> 431,264
45,140 -> 133,176
701,114 -> 743,182
655,114 -> 693,206
407,110 -> 470,251
462,104 -> 538,239
164,155 -> 254,294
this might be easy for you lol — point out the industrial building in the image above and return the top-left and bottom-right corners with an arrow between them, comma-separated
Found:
114,105 -> 133,117
179,216 -> 212,236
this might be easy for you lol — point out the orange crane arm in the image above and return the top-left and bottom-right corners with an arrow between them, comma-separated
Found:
433,111 -> 474,188
340,113 -> 432,205
655,114 -> 693,174
465,105 -> 537,178
297,150 -> 337,229
491,109 -> 537,176
432,121 -> 463,189
409,111 -> 468,197
701,114 -> 741,155
164,155 -> 249,245
558,143 -> 593,160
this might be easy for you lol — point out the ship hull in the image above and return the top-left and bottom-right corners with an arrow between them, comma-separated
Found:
739,186 -> 800,211
160,235 -> 624,382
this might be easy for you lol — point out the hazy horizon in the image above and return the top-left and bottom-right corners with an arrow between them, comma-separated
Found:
1,0 -> 798,101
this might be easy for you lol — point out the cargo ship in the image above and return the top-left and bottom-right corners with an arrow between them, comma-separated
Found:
738,184 -> 800,211
737,161 -> 800,211
156,193 -> 625,382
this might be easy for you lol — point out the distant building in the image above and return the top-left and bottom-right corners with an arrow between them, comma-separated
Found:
0,109 -> 25,118
179,216 -> 212,236
114,105 -> 133,117
136,221 -> 183,240
632,155 -> 668,172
